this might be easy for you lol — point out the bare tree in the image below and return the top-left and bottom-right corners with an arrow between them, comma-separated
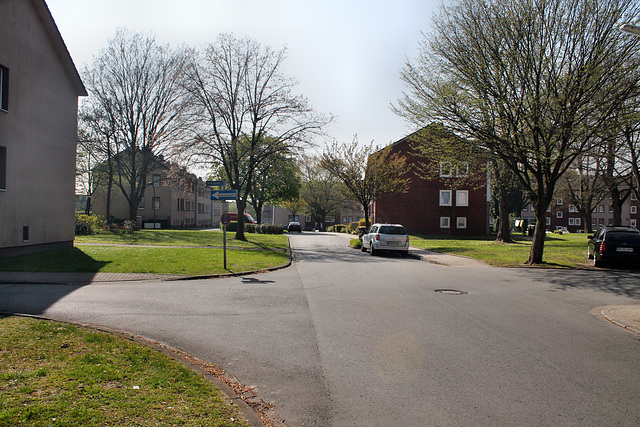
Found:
395,0 -> 640,264
300,155 -> 345,231
320,136 -> 409,229
184,34 -> 331,240
82,29 -> 190,221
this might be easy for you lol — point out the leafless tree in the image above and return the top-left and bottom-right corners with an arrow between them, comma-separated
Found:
82,29 -> 190,221
395,0 -> 640,264
183,33 -> 331,240
299,155 -> 345,231
320,136 -> 409,229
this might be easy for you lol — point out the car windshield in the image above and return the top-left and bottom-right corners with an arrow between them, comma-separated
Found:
378,226 -> 407,235
606,231 -> 640,243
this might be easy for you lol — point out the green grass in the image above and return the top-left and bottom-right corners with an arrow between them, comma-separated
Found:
0,315 -> 250,427
410,233 -> 590,268
0,230 -> 289,275
75,229 -> 288,250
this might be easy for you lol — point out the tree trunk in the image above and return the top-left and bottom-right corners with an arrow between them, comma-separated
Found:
84,196 -> 92,215
235,199 -> 247,241
496,187 -> 513,243
527,210 -> 547,264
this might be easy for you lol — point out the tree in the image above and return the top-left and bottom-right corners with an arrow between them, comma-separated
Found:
490,159 -> 526,242
82,29 -> 190,221
395,0 -> 640,264
320,136 -> 409,228
250,150 -> 301,224
299,155 -> 345,231
184,34 -> 330,240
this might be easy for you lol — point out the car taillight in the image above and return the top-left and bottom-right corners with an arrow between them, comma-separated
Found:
406,236 -> 410,243
599,242 -> 606,253
375,234 -> 380,241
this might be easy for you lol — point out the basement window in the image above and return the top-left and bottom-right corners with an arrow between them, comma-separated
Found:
0,64 -> 8,111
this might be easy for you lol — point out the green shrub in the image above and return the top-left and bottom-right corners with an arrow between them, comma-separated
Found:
348,222 -> 360,234
246,224 -> 284,234
328,224 -> 348,233
75,214 -> 104,235
359,218 -> 371,228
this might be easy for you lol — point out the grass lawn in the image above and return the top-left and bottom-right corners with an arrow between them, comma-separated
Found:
0,315 -> 250,426
0,230 -> 289,275
409,232 -> 590,268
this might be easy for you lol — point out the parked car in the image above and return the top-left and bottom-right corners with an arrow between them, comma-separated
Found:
361,223 -> 409,257
588,226 -> 640,268
287,221 -> 302,232
224,212 -> 257,224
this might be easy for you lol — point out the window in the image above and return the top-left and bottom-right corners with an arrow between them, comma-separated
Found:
632,193 -> 637,201
546,217 -> 551,225
138,197 -> 145,209
456,163 -> 469,177
439,162 -> 452,177
440,217 -> 450,228
575,218 -> 581,226
0,146 -> 6,190
153,174 -> 161,187
568,205 -> 577,213
569,218 -> 574,226
632,219 -> 637,228
557,198 -> 563,206
457,217 -> 467,229
599,205 -> 604,213
23,226 -> 29,242
439,190 -> 452,206
456,190 -> 469,207
0,64 -> 8,111
609,205 -> 613,213
530,204 -> 535,212
556,211 -> 563,218
153,197 -> 160,210
631,206 -> 637,214
546,206 -> 551,213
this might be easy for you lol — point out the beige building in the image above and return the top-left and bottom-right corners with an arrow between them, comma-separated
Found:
0,0 -> 86,257
92,161 -> 223,229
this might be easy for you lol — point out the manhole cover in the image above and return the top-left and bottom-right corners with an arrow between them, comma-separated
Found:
434,289 -> 467,295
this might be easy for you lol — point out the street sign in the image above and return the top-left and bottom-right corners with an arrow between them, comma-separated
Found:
206,180 -> 225,187
211,190 -> 238,201
220,213 -> 231,226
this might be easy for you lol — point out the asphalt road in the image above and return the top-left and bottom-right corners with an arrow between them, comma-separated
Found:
2,232 -> 640,426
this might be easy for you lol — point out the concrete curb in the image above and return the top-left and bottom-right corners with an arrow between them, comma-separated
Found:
595,305 -> 640,335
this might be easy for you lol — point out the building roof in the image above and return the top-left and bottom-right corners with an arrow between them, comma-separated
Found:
32,0 -> 87,97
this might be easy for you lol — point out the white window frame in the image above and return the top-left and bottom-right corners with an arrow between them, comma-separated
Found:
631,219 -> 637,228
546,217 -> 551,225
457,217 -> 467,229
575,217 -> 581,226
631,193 -> 637,201
440,217 -> 450,228
439,162 -> 452,178
568,205 -> 577,213
557,198 -> 563,206
439,190 -> 452,206
556,211 -> 563,219
456,163 -> 469,177
153,174 -> 161,187
631,206 -> 637,214
456,190 -> 469,207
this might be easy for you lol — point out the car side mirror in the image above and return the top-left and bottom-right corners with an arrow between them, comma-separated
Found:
587,235 -> 593,239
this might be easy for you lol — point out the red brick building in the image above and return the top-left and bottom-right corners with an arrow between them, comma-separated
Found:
370,133 -> 490,236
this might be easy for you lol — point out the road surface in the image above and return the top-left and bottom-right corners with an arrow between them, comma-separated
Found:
1,232 -> 640,426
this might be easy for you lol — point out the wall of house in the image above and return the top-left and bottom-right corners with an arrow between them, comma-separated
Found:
372,137 -> 489,236
0,0 -> 81,256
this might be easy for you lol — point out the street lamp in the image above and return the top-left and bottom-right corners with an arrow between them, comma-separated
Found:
620,24 -> 640,37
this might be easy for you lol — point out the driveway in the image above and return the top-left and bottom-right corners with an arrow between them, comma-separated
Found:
2,232 -> 640,426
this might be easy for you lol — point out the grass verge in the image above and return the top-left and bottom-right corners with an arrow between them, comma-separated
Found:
409,233 -> 589,268
0,315 -> 250,427
0,230 -> 289,275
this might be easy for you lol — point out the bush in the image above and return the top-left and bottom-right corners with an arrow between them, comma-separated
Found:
348,222 -> 360,234
359,218 -> 371,228
245,223 -> 284,234
328,224 -> 348,233
75,214 -> 104,235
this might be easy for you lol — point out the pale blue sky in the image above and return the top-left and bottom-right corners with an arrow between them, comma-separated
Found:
47,0 -> 440,149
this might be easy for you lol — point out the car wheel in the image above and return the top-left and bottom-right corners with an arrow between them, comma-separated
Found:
402,250 -> 409,258
361,243 -> 366,252
593,255 -> 605,268
370,245 -> 376,256
587,248 -> 593,260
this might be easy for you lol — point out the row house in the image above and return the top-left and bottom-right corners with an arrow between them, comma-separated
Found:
92,160 -> 223,229
370,131 -> 490,236
520,193 -> 640,232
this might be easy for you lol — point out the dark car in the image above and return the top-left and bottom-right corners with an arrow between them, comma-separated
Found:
588,226 -> 640,268
224,212 -> 257,224
287,221 -> 302,232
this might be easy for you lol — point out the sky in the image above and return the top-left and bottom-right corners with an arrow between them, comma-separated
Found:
46,0 -> 440,150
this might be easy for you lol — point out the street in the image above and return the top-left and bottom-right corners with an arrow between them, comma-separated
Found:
1,232 -> 640,426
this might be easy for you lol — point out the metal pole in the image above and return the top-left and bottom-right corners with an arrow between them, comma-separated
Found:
223,224 -> 227,270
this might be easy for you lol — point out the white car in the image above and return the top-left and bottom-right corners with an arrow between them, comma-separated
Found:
361,223 -> 409,257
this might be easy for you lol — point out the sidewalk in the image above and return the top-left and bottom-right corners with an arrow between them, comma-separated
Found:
597,305 -> 640,335
408,246 -> 490,267
0,272 -> 188,286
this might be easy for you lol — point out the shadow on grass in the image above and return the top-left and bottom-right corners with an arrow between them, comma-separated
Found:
0,247 -> 110,273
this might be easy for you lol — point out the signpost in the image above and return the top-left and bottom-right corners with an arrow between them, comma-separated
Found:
206,180 -> 225,187
210,190 -> 238,201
